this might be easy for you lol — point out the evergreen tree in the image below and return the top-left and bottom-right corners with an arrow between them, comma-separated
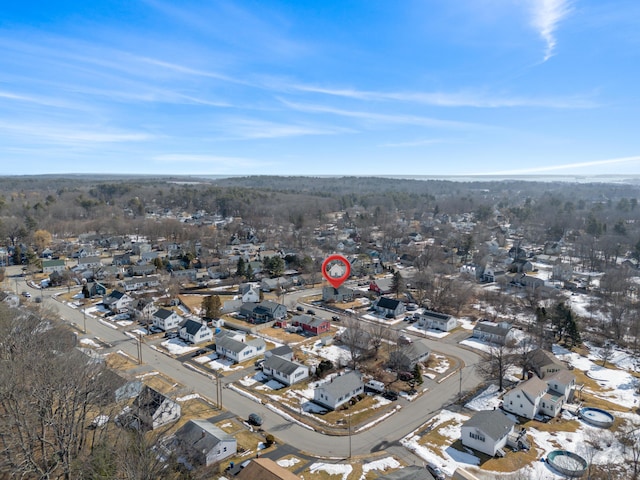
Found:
390,271 -> 405,298
236,257 -> 246,277
413,363 -> 423,385
201,295 -> 222,319
245,263 -> 254,281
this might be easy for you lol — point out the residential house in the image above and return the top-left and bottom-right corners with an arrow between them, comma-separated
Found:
174,419 -> 236,467
322,285 -> 355,303
265,345 -> 293,361
389,341 -> 431,371
291,314 -> 331,336
215,333 -> 265,364
153,308 -> 183,331
78,255 -> 103,270
42,259 -> 66,274
171,268 -> 198,282
418,310 -> 457,332
483,266 -> 506,283
103,290 -> 133,313
133,243 -> 152,256
129,264 -> 157,276
313,371 -> 364,411
461,410 -> 515,457
112,253 -> 132,266
139,249 -> 157,263
510,258 -> 533,273
240,301 -> 287,323
373,297 -> 406,318
179,319 -> 213,344
502,376 -> 548,419
552,262 -> 574,282
526,349 -> 565,379
239,283 -> 260,303
131,386 -> 181,431
122,275 -> 161,292
472,321 -> 515,345
260,276 -> 293,292
131,298 -> 157,322
513,274 -> 545,290
85,281 -> 107,298
377,465 -> 437,480
369,278 -> 393,295
263,355 -> 309,386
546,369 -> 576,402
235,458 -> 300,480
460,263 -> 484,281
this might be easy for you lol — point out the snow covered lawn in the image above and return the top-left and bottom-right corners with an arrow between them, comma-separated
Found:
161,338 -> 198,355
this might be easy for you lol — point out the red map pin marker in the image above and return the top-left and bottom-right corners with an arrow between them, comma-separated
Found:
322,254 -> 351,289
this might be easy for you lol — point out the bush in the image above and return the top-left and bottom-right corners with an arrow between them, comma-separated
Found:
265,434 -> 275,447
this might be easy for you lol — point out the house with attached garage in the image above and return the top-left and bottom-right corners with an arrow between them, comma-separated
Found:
322,285 -> 355,303
265,344 -> 294,360
461,410 -> 516,457
502,375 -> 552,420
152,308 -> 183,331
78,255 -> 103,270
214,332 -> 265,364
290,314 -> 331,336
173,419 -> 236,467
373,296 -> 406,318
262,355 -> 309,386
526,348 -> 566,379
418,310 -> 457,332
389,341 -> 431,371
179,319 -> 213,344
472,321 -> 515,345
314,371 -> 364,411
240,300 -> 287,323
103,290 -> 133,313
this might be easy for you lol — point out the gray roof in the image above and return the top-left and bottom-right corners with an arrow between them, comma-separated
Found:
378,465 -> 435,480
474,321 -> 512,336
264,355 -> 304,376
215,333 -> 265,353
527,348 -> 563,369
293,314 -> 329,328
270,345 -> 293,357
175,419 -> 233,453
463,410 -> 515,441
421,310 -> 451,321
319,371 -> 363,398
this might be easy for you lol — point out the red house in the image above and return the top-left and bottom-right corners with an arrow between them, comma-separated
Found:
291,314 -> 330,336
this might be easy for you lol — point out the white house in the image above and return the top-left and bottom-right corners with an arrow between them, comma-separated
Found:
461,410 -> 515,457
373,297 -> 406,318
131,386 -> 181,431
472,321 -> 515,345
179,319 -> 213,344
42,259 -> 66,274
153,308 -> 183,331
545,369 -> 576,402
239,283 -> 260,303
174,419 -> 236,467
103,290 -> 133,313
502,376 -> 548,419
263,355 -> 309,386
418,310 -> 457,332
214,333 -> 265,364
314,371 -> 364,411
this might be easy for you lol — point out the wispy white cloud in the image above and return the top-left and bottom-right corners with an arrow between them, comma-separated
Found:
291,84 -> 595,108
530,0 -> 574,61
486,155 -> 640,175
379,138 -> 455,148
221,118 -> 353,139
280,99 -> 491,130
0,121 -> 153,145
0,90 -> 86,110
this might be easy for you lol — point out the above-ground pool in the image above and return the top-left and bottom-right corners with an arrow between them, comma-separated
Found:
547,450 -> 588,477
579,407 -> 615,428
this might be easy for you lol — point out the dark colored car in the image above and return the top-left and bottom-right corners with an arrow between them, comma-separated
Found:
296,306 -> 304,312
426,463 -> 446,480
398,371 -> 414,381
248,413 -> 263,426
382,390 -> 398,401
331,316 -> 340,322
307,309 -> 315,315
192,349 -> 207,357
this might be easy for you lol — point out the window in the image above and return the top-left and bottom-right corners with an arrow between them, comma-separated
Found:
469,432 -> 485,442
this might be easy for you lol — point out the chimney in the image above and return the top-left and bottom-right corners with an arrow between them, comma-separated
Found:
201,429 -> 206,439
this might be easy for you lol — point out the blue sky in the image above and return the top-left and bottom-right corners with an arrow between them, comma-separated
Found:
1,1 -> 639,176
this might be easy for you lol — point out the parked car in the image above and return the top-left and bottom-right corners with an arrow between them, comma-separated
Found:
164,331 -> 178,338
192,349 -> 207,357
398,371 -> 414,381
248,413 -> 263,426
21,291 -> 31,298
382,390 -> 398,401
296,306 -> 304,312
426,463 -> 446,480
331,316 -> 341,322
307,309 -> 315,315
406,303 -> 418,311
398,335 -> 413,345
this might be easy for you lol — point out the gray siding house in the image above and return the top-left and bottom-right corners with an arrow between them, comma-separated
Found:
314,371 -> 364,410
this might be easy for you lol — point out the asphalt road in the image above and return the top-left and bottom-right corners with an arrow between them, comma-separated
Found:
11,269 -> 484,460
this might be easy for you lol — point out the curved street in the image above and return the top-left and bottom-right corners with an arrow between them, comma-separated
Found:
14,273 -> 484,460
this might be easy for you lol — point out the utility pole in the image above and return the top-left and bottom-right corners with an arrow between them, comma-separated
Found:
348,411 -> 352,459
137,332 -> 143,364
82,308 -> 87,334
215,371 -> 223,409
459,367 -> 462,401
